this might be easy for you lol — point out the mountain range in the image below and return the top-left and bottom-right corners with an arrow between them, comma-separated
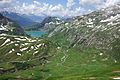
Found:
0,4 -> 120,80
46,4 -> 120,61
1,11 -> 45,27
25,16 -> 62,31
0,13 -> 25,35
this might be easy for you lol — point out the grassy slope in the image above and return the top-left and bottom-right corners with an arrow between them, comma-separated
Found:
0,46 -> 120,80
0,34 -> 120,80
2,47 -> 119,80
45,47 -> 120,80
0,34 -> 57,80
41,16 -> 120,79
43,32 -> 120,80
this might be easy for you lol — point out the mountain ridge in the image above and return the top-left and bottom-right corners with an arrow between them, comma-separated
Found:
0,4 -> 120,80
1,11 -> 39,27
0,13 -> 26,35
46,4 -> 120,61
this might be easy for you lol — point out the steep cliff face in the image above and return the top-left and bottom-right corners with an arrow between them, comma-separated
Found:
0,13 -> 25,35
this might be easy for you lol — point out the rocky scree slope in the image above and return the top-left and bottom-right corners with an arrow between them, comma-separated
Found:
46,4 -> 120,61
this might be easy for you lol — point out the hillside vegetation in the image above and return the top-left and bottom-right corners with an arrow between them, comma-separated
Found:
0,4 -> 120,80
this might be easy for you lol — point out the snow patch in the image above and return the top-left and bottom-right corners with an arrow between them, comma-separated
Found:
15,38 -> 26,41
15,44 -> 19,46
12,49 -> 15,51
57,47 -> 61,49
33,51 -> 39,55
113,77 -> 120,80
9,50 -> 12,53
17,53 -> 21,56
99,53 -> 103,56
37,44 -> 42,47
20,47 -> 28,51
0,38 -> 10,47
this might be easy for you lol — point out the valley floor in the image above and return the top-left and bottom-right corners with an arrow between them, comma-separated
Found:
0,41 -> 120,80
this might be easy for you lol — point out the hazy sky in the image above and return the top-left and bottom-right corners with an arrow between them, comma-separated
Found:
0,0 -> 120,17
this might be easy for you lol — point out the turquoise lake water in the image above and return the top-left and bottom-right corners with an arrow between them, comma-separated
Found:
25,31 -> 46,37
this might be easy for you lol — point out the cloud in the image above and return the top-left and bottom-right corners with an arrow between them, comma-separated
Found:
0,0 -> 120,17
0,0 -> 13,3
79,0 -> 103,5
79,0 -> 119,6
0,0 -> 14,10
67,0 -> 75,9
0,0 -> 83,17
33,0 -> 41,5
104,0 -> 120,7
79,0 -> 120,10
